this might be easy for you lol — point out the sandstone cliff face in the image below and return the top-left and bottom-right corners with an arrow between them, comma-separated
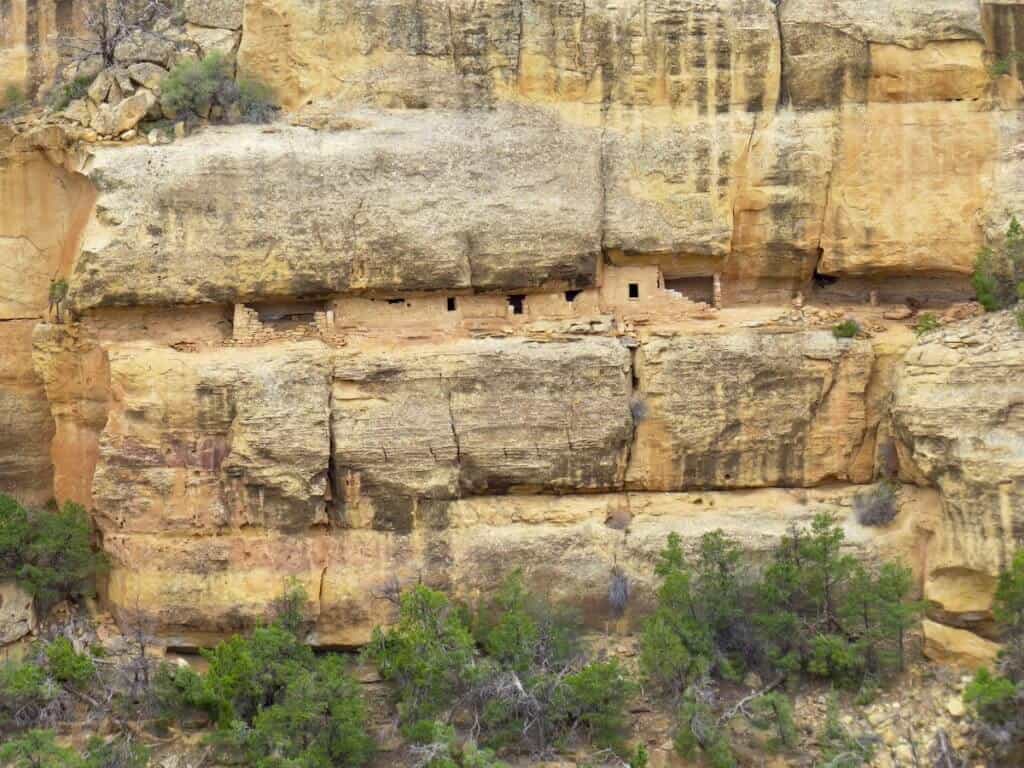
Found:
2,0 -> 1023,659
893,312 -> 1024,637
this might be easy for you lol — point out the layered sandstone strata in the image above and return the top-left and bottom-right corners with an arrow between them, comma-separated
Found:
893,312 -> 1024,637
0,0 -> 1023,659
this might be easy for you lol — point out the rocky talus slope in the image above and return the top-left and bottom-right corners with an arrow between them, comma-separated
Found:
1,0 -> 1022,663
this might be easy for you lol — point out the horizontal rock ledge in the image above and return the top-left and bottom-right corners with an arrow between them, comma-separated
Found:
102,486 -> 929,648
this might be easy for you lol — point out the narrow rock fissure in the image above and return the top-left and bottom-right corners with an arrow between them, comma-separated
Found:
772,0 -> 789,109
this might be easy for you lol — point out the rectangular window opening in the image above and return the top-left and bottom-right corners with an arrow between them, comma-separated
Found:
564,289 -> 582,302
508,295 -> 525,315
628,283 -> 640,300
447,297 -> 457,312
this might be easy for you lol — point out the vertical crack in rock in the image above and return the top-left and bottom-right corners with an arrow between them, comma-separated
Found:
622,342 -> 641,487
326,360 -> 339,526
772,0 -> 789,109
446,384 -> 462,464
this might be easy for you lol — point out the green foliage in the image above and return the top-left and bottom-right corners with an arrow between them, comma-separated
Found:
963,551 -> 1024,760
2,85 -> 25,113
965,667 -> 1018,725
44,636 -> 96,687
155,585 -> 373,767
232,654 -> 375,768
161,52 -> 276,123
913,312 -> 940,336
560,660 -> 635,751
0,494 -> 30,575
0,729 -> 81,768
751,692 -> 797,750
973,216 -> 1024,312
673,692 -> 735,768
0,660 -> 52,729
990,52 -> 1024,77
81,736 -> 150,768
47,75 -> 93,111
17,501 -> 107,612
364,585 -> 475,733
367,575 -> 634,756
832,319 -> 860,339
0,494 -> 106,611
639,533 -> 713,697
818,694 -> 873,767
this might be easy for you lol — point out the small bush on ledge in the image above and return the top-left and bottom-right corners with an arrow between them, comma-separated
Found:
833,319 -> 861,339
161,52 -> 277,124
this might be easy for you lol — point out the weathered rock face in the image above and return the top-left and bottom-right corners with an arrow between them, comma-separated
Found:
629,330 -> 873,489
893,312 -> 1024,632
2,0 -> 1023,655
70,110 -> 602,310
93,342 -> 332,533
102,487 -> 926,648
332,337 -> 634,529
0,129 -> 94,506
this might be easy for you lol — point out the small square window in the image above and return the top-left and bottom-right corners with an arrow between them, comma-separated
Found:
628,283 -> 639,300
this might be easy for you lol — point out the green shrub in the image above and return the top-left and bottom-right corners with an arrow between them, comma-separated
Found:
818,694 -> 874,767
913,312 -> 940,336
973,216 -> 1024,312
751,692 -> 797,750
0,660 -> 52,729
364,584 -> 475,734
44,636 -> 96,687
47,75 -> 93,110
2,84 -> 25,112
833,319 -> 860,339
963,551 -> 1024,760
154,585 -> 373,767
161,52 -> 276,123
233,654 -> 375,768
965,667 -> 1018,725
0,729 -> 81,768
674,692 -> 735,768
16,500 -> 107,612
82,735 -> 149,768
559,660 -> 635,751
0,495 -> 106,611
638,533 -> 713,697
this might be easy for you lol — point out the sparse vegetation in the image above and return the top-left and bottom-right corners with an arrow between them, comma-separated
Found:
964,550 -> 1024,762
47,75 -> 93,111
913,312 -> 940,336
853,480 -> 898,527
973,216 -> 1024,315
2,84 -> 26,114
832,319 -> 860,339
367,574 -> 635,758
0,494 -> 106,614
161,52 -> 277,123
638,516 -> 922,764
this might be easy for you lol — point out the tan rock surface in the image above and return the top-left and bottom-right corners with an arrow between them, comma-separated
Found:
70,109 -> 603,309
332,337 -> 633,530
0,581 -> 35,646
0,321 -> 55,505
893,312 -> 1024,621
92,341 -> 332,533
104,488 -> 921,647
922,619 -> 1001,670
628,330 -> 874,489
